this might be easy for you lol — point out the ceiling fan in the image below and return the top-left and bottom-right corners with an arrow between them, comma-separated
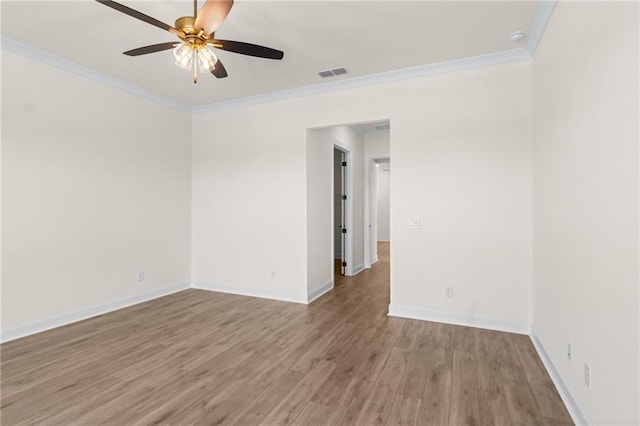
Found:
95,0 -> 284,83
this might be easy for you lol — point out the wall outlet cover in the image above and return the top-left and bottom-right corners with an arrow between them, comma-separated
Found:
409,217 -> 421,229
584,363 -> 591,388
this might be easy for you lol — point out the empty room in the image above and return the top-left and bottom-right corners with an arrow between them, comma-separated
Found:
1,0 -> 638,425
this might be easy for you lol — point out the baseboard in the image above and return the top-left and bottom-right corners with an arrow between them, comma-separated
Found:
349,263 -> 365,276
307,280 -> 334,303
388,304 -> 530,335
365,257 -> 379,269
530,331 -> 591,425
0,282 -> 191,343
192,282 -> 307,305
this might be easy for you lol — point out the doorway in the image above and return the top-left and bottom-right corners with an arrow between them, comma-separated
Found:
364,155 -> 390,268
304,121 -> 389,303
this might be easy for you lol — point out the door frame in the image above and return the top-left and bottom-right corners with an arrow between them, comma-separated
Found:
332,141 -> 354,277
364,154 -> 390,269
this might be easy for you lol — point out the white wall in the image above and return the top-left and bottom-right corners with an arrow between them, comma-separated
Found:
532,2 -> 639,424
376,166 -> 390,241
191,59 -> 533,329
364,129 -> 391,157
1,52 -> 192,333
390,64 -> 532,330
191,103 -> 309,303
306,128 -> 332,299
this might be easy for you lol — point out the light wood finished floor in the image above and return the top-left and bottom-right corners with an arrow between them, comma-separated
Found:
1,243 -> 572,425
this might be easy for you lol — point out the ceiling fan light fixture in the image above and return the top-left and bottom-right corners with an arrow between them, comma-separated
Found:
95,0 -> 283,82
173,42 -> 194,70
197,46 -> 218,72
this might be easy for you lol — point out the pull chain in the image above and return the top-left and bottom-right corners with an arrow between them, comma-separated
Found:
192,50 -> 198,84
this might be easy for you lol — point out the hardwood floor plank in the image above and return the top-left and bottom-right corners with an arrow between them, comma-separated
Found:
448,350 -> 481,426
237,371 -> 318,425
399,351 -> 431,399
295,401 -> 335,425
504,382 -> 545,426
328,377 -> 375,426
386,394 -> 421,426
355,347 -> 409,425
260,360 -> 335,425
416,347 -> 452,426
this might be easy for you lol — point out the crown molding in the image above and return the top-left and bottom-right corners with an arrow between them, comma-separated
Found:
1,36 -> 191,112
192,47 -> 531,113
526,0 -> 558,55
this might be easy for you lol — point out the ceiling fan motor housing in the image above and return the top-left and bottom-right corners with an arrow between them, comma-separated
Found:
175,16 -> 210,46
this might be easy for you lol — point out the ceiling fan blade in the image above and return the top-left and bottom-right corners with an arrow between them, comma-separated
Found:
194,0 -> 234,35
123,42 -> 178,56
95,0 -> 180,35
209,40 -> 284,60
210,59 -> 228,78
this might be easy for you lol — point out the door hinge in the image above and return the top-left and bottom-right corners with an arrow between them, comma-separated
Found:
342,228 -> 347,234
342,161 -> 347,167
341,195 -> 347,200
341,261 -> 347,267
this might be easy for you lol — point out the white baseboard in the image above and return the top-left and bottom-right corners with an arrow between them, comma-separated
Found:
530,332 -> 591,425
365,257 -> 379,269
192,282 -> 307,305
0,282 -> 191,343
307,280 -> 334,303
388,304 -> 530,335
349,263 -> 365,276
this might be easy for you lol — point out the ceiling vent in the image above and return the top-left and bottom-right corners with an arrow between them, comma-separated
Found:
318,67 -> 349,78
375,123 -> 390,131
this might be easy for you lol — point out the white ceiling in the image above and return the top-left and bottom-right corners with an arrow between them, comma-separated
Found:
1,1 -> 539,108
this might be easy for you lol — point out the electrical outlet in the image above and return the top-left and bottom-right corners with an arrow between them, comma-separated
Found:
137,272 -> 145,282
567,343 -> 573,362
584,363 -> 591,388
409,217 -> 421,229
270,270 -> 277,280
445,287 -> 454,298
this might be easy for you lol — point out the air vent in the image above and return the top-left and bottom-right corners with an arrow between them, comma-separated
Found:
318,67 -> 350,78
375,124 -> 390,131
